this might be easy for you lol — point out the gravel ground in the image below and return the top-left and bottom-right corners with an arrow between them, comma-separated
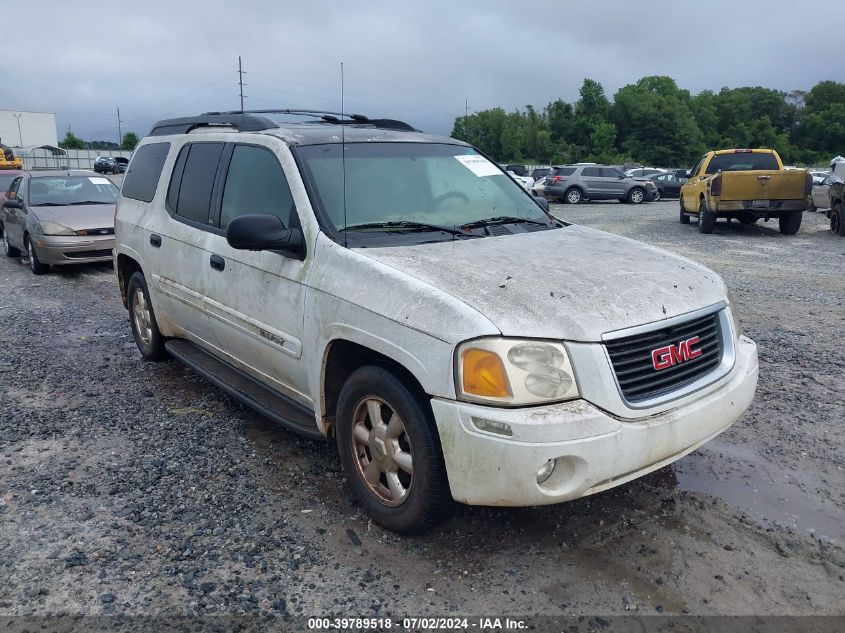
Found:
1,199 -> 843,622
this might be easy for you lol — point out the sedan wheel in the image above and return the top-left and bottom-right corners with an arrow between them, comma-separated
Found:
628,188 -> 645,204
654,189 -> 662,202
2,226 -> 20,258
27,239 -> 49,274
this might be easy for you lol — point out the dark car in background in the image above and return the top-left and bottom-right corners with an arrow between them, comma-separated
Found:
93,156 -> 128,174
544,164 -> 658,204
650,172 -> 688,200
530,167 -> 550,180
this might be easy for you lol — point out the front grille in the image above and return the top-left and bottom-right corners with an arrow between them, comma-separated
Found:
64,249 -> 113,259
76,228 -> 114,236
605,311 -> 722,402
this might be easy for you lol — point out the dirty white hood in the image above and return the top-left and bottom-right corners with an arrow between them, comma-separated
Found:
356,225 -> 727,342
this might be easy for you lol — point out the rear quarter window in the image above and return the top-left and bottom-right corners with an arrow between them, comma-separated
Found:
122,142 -> 171,202
551,167 -> 576,177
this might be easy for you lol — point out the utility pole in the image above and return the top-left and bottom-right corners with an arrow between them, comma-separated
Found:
116,107 -> 123,148
238,56 -> 245,111
465,99 -> 468,119
14,113 -> 23,146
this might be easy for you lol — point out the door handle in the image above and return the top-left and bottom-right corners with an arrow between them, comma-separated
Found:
149,234 -> 162,248
210,254 -> 225,271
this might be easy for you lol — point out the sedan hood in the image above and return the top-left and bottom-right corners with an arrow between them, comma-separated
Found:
356,225 -> 726,342
32,204 -> 115,231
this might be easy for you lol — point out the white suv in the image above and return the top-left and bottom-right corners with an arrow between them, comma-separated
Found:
114,111 -> 759,534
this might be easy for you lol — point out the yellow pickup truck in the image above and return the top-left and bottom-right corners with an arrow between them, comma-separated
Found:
0,143 -> 23,171
679,149 -> 811,235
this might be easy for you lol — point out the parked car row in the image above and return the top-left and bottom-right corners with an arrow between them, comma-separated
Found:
541,164 -> 658,204
93,155 -> 129,174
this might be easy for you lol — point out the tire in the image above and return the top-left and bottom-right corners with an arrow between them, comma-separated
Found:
779,210 -> 802,235
679,205 -> 691,224
564,188 -> 582,204
654,189 -> 662,202
627,187 -> 646,205
127,271 -> 169,361
336,365 -> 452,535
830,205 -> 845,237
2,224 -> 20,257
698,199 -> 716,234
807,201 -> 816,213
26,238 -> 49,274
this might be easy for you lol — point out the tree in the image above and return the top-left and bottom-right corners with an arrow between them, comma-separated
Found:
59,132 -> 85,150
121,132 -> 139,151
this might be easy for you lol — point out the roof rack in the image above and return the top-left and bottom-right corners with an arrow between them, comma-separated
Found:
208,109 -> 419,132
149,110 -> 419,136
149,113 -> 277,136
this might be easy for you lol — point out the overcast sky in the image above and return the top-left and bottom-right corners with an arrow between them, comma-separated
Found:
2,0 -> 842,143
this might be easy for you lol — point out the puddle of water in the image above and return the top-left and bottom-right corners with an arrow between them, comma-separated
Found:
672,439 -> 844,544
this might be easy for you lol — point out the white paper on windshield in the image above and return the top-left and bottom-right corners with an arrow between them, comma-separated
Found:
454,154 -> 500,177
88,177 -> 111,185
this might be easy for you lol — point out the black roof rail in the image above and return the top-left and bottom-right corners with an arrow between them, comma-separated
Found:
149,113 -> 277,136
206,109 -> 419,132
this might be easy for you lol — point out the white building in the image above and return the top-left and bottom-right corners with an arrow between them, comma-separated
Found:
0,110 -> 58,148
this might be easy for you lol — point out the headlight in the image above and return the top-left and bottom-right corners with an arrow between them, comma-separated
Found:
725,288 -> 743,338
38,221 -> 75,236
455,338 -> 579,405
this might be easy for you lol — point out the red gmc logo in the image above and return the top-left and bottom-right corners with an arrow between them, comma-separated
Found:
651,337 -> 702,371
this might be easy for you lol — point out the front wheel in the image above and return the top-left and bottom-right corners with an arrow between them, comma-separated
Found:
127,271 -> 169,361
779,211 -> 802,235
627,187 -> 645,204
26,238 -> 49,274
653,189 -> 662,202
2,225 -> 20,257
698,200 -> 716,234
336,366 -> 452,535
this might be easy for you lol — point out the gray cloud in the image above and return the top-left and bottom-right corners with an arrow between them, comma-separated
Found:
3,0 -> 842,142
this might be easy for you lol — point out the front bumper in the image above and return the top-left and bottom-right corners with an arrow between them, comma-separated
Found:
32,234 -> 115,265
432,335 -> 758,506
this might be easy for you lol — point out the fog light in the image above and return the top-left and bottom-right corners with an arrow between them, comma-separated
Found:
536,459 -> 555,484
471,417 -> 512,437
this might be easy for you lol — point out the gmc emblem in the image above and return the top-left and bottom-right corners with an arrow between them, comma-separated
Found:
651,336 -> 702,371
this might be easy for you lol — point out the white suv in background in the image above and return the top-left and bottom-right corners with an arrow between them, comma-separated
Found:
113,110 -> 758,534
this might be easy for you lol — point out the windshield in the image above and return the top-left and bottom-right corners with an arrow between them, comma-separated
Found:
29,176 -> 119,206
706,152 -> 779,174
296,143 -> 548,240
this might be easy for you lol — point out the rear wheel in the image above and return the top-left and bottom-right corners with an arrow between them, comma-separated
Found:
564,188 -> 582,204
830,205 -> 845,236
127,271 -> 169,361
26,238 -> 49,274
679,204 -> 690,224
336,366 -> 452,535
698,199 -> 716,234
627,187 -> 645,204
779,211 -> 802,235
2,225 -> 20,257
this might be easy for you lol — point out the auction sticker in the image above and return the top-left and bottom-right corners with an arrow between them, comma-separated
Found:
454,154 -> 500,177
88,177 -> 112,185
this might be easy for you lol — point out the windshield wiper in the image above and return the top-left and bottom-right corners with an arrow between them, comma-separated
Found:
67,200 -> 113,205
340,221 -> 480,237
460,216 -> 550,229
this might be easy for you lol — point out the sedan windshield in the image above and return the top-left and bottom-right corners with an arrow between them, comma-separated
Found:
29,176 -> 119,206
296,143 -> 549,242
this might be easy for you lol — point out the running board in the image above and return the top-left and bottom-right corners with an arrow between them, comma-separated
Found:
165,339 -> 323,440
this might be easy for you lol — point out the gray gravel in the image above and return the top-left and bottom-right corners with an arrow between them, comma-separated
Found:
1,199 -> 843,620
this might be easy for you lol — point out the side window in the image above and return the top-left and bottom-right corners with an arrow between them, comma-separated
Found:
582,167 -> 601,177
8,177 -> 22,199
122,142 -> 171,202
691,156 -> 706,177
602,168 -> 624,178
220,145 -> 295,230
169,143 -> 224,225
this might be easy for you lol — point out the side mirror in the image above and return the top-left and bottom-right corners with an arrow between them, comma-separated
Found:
534,195 -> 550,212
226,213 -> 304,259
684,170 -> 692,178
2,198 -> 22,209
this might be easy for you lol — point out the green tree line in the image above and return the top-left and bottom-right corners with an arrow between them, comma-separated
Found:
451,77 -> 845,168
59,131 -> 139,151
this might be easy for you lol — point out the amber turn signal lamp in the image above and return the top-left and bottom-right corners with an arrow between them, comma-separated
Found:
461,348 -> 511,398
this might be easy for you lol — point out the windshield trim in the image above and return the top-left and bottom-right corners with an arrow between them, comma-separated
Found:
291,141 -> 551,247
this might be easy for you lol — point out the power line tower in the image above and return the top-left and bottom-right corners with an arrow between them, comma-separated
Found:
116,107 -> 124,147
238,56 -> 246,110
